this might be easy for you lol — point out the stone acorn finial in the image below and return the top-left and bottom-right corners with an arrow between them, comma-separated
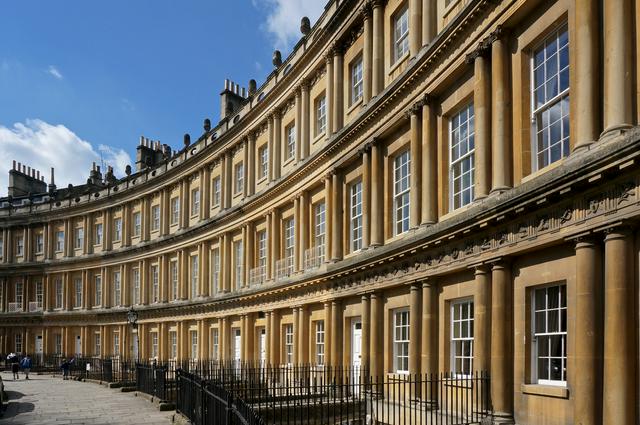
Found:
125,165 -> 132,176
300,16 -> 311,35
273,50 -> 282,67
204,118 -> 211,132
248,79 -> 257,96
184,133 -> 191,147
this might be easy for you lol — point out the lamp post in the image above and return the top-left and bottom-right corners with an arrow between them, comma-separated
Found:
126,307 -> 139,361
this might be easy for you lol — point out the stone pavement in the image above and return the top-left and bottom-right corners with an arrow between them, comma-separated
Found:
0,371 -> 175,425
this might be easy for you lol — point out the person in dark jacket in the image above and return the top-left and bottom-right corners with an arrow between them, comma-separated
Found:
19,354 -> 32,380
60,358 -> 74,380
9,356 -> 19,380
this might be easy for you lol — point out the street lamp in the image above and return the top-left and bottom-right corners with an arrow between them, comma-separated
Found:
126,307 -> 139,361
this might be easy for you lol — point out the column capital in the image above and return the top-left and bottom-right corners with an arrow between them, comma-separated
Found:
484,25 -> 509,46
465,42 -> 490,64
324,51 -> 334,64
358,143 -> 372,156
410,281 -> 422,291
421,278 -> 438,289
489,257 -> 511,270
370,0 -> 386,9
331,41 -> 345,57
603,225 -> 634,240
471,263 -> 490,275
360,1 -> 373,19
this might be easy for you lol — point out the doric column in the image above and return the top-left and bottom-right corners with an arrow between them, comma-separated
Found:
490,28 -> 512,193
573,0 -> 599,149
490,261 -> 514,422
202,166 -> 211,218
245,313 -> 255,363
421,0 -> 436,44
297,192 -> 308,271
264,312 -> 272,364
473,265 -> 490,372
292,308 -> 299,364
409,0 -> 422,56
603,228 -> 636,423
361,145 -> 371,249
371,0 -> 384,96
224,151 -> 232,207
301,82 -> 310,159
370,140 -> 383,246
270,310 -> 280,365
602,0 -> 633,136
180,250 -> 188,299
323,302 -> 332,366
273,111 -> 282,180
265,214 -> 273,279
369,293 -> 383,378
160,255 -> 169,302
324,174 -> 333,261
142,196 -> 150,241
330,170 -> 343,261
298,306 -> 309,364
200,241 -> 210,296
362,3 -> 373,104
243,138 -> 250,199
270,210 -> 280,280
294,196 -> 301,272
223,233 -> 231,292
421,97 -> 437,224
409,284 -> 421,375
333,43 -> 344,133
421,280 -> 438,376
325,54 -> 334,136
245,223 -> 254,287
82,270 -> 89,310
409,103 -> 422,228
361,295 -> 371,370
573,239 -> 601,425
467,45 -> 491,200
330,299 -> 342,367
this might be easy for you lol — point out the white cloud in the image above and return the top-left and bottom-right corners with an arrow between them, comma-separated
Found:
254,0 -> 325,51
47,65 -> 63,80
0,119 -> 132,196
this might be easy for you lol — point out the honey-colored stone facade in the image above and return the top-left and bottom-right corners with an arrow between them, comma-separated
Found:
1,0 -> 639,423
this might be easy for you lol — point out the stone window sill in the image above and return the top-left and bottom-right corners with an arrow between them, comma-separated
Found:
521,383 -> 569,399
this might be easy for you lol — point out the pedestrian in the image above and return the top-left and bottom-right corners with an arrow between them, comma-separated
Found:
9,355 -> 19,380
20,354 -> 32,380
60,358 -> 73,380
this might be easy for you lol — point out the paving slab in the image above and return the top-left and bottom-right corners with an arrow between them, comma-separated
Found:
0,372 -> 174,425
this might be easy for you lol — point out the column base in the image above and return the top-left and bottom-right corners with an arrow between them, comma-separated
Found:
599,123 -> 632,142
488,412 -> 515,425
489,186 -> 511,196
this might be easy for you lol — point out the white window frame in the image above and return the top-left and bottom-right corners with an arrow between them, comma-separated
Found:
16,235 -> 24,257
234,240 -> 244,289
393,5 -> 409,63
113,218 -> 122,241
94,274 -> 102,306
191,255 -> 199,299
74,277 -> 82,308
531,25 -> 570,171
285,324 -> 294,365
393,150 -> 411,235
212,177 -> 221,206
451,299 -> 474,376
132,267 -> 140,305
151,332 -> 159,359
15,281 -> 23,306
351,58 -> 363,104
170,197 -> 180,225
212,328 -> 219,360
191,189 -> 200,216
35,233 -> 44,253
15,333 -> 23,353
170,331 -> 178,359
55,279 -> 63,309
56,231 -> 64,252
211,249 -> 220,294
259,146 -> 269,179
393,309 -> 410,374
350,181 -> 363,252
133,212 -> 141,236
35,281 -> 43,308
235,163 -> 244,194
94,333 -> 101,356
286,124 -> 296,160
284,218 -> 295,274
449,103 -> 475,210
314,202 -> 326,262
75,227 -> 84,249
95,223 -> 103,245
532,284 -> 567,386
190,330 -> 198,360
316,95 -> 327,136
170,260 -> 179,300
151,205 -> 160,230
113,332 -> 120,356
151,264 -> 159,303
113,271 -> 121,306
315,320 -> 325,366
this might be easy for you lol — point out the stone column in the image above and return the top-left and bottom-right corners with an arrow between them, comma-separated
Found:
361,145 -> 371,249
371,0 -> 384,96
362,3 -> 373,104
248,132 -> 256,196
409,104 -> 422,228
490,261 -> 514,422
602,0 -> 633,136
295,87 -> 302,163
200,241 -> 210,296
273,111 -> 282,180
224,151 -> 232,207
292,308 -> 299,364
361,295 -> 371,371
324,302 -> 332,366
270,310 -> 280,365
370,293 -> 383,378
490,28 -> 512,193
245,223 -> 254,287
409,284 -> 421,376
330,299 -> 342,367
271,210 -> 281,280
324,174 -> 333,261
180,250 -> 189,299
409,0 -> 422,56
298,306 -> 309,364
473,265 -> 490,372
468,46 -> 491,200
265,214 -> 273,279
301,82 -> 310,159
421,98 -> 437,224
242,139 -> 250,199
223,233 -> 232,292
421,280 -> 438,376
603,228 -> 637,423
297,193 -> 308,271
294,197 -> 301,272
202,166 -> 211,218
331,170 -> 343,261
333,44 -> 344,133
267,116 -> 274,182
370,140 -> 383,246
422,0 -> 436,44
573,0 -> 600,148
573,239 -> 602,425
265,312 -> 272,364
245,313 -> 255,363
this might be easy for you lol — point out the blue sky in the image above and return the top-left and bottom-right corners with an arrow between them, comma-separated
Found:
0,0 -> 324,195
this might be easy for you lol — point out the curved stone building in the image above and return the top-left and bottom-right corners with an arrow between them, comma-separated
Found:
1,0 -> 639,423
